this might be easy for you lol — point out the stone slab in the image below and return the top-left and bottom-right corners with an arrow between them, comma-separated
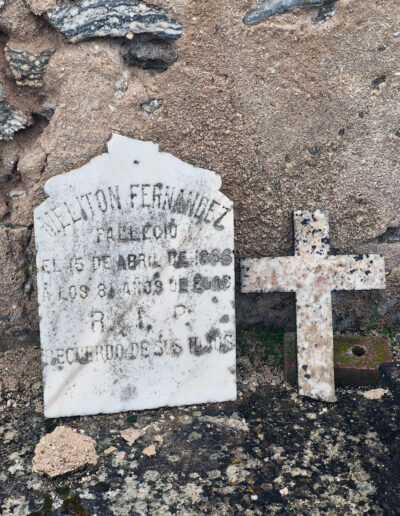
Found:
34,133 -> 236,418
284,333 -> 391,387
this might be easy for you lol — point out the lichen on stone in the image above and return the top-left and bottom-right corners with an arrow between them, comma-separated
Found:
46,0 -> 183,43
5,44 -> 55,88
243,0 -> 336,25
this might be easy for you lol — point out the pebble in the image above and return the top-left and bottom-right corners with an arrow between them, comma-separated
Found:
143,444 -> 156,457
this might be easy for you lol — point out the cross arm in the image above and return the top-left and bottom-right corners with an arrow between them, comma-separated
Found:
241,256 -> 301,293
329,254 -> 386,291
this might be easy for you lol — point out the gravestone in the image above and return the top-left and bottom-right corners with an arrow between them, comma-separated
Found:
241,210 -> 386,402
34,133 -> 236,418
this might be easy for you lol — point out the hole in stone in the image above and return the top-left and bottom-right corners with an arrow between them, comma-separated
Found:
352,345 -> 366,357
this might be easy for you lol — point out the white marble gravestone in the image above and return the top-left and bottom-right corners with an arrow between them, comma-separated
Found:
34,133 -> 236,417
241,210 -> 385,402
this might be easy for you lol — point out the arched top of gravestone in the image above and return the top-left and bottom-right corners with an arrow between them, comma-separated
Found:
40,133 -> 225,201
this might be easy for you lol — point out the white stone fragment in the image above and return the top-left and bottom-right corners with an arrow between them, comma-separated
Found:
241,209 -> 386,403
34,133 -> 236,418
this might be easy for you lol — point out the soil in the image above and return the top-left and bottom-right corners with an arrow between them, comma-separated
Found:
1,330 -> 400,515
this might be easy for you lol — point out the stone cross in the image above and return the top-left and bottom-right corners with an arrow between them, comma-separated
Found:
241,210 -> 385,402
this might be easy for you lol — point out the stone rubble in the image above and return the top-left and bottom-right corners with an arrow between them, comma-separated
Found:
5,44 -> 55,88
32,426 -> 98,478
46,0 -> 183,43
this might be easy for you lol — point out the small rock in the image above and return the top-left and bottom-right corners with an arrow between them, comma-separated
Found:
360,388 -> 388,400
279,487 -> 289,496
32,426 -> 98,478
140,98 -> 163,119
124,35 -> 178,71
103,446 -> 116,455
5,44 -> 55,88
199,415 -> 249,432
0,101 -> 32,141
142,444 -> 156,457
0,83 -> 6,102
120,427 -> 145,445
114,73 -> 129,100
9,190 -> 26,199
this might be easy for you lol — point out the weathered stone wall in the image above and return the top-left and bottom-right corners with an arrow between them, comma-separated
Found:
0,0 -> 399,335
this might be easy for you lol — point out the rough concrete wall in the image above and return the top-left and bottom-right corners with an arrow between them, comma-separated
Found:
0,0 -> 399,335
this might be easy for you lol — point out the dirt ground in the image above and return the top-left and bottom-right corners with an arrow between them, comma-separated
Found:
0,330 -> 400,515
